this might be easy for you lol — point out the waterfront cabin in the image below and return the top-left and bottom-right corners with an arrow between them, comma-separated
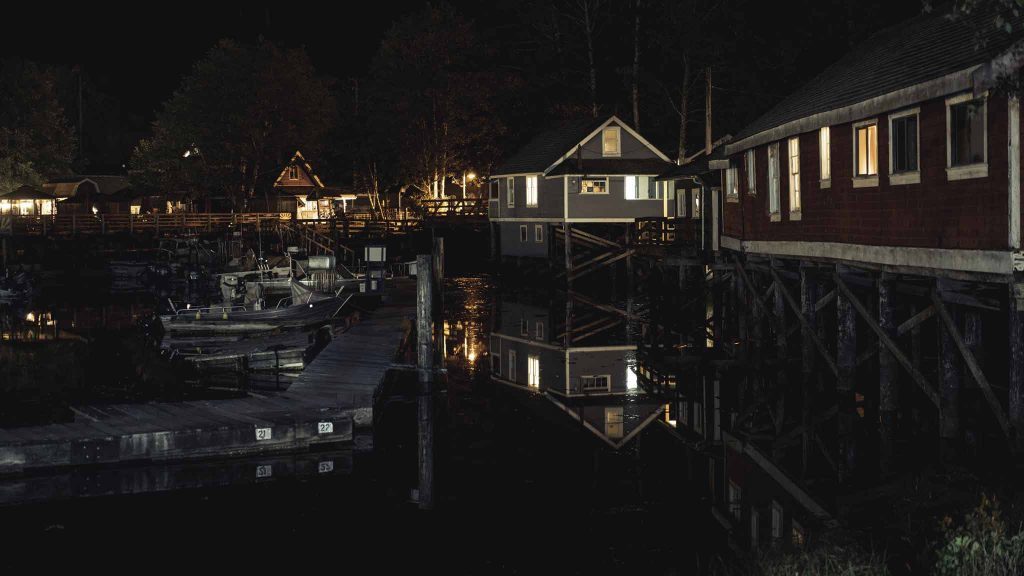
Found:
44,175 -> 131,215
0,185 -> 56,216
488,115 -> 674,258
715,5 -> 1024,277
273,151 -> 356,220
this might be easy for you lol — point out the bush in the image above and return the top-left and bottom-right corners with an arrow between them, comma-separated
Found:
933,494 -> 1024,576
757,533 -> 888,576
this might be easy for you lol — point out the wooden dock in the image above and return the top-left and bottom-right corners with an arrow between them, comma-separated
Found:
0,280 -> 415,476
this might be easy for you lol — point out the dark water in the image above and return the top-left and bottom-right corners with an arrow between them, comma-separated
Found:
0,274 -> 724,572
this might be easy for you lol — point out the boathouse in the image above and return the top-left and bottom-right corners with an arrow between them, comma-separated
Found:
273,151 -> 356,220
487,115 -> 674,261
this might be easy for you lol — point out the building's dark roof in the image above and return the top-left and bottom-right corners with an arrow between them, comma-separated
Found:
732,4 -> 1024,145
1,185 -> 54,200
546,158 -> 673,176
492,116 -> 609,175
657,146 -> 728,181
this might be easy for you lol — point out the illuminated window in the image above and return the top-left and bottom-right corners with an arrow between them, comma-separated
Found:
625,175 -> 654,200
788,137 -> 801,217
507,177 -> 515,207
768,143 -> 780,218
854,121 -> 878,177
130,205 -> 141,215
602,126 -> 621,156
605,407 -> 624,438
725,167 -> 738,202
519,225 -> 527,243
947,93 -> 987,179
746,150 -> 756,195
819,127 -> 831,182
534,224 -> 543,243
580,178 -> 608,195
525,176 -> 538,206
691,190 -> 701,220
792,520 -> 805,547
527,355 -> 540,388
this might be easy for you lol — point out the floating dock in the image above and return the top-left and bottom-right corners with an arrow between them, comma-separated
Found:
0,280 -> 415,476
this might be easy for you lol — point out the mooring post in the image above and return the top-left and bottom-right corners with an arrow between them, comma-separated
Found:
416,253 -> 435,510
877,273 -> 897,474
1009,283 -> 1024,449
836,266 -> 857,478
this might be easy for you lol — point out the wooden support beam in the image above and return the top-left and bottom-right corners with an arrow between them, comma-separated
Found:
568,249 -> 635,281
769,267 -> 839,378
878,274 -> 897,472
1010,283 -> 1024,442
931,289 -> 1011,438
833,273 -> 940,407
815,289 -> 836,313
855,305 -> 936,367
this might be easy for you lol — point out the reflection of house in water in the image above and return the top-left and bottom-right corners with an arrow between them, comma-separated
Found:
488,295 -> 665,448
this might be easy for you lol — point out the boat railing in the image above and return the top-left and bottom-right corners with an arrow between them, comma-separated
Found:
173,304 -> 249,316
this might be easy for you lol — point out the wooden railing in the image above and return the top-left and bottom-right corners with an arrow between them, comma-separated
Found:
7,213 -> 282,236
419,197 -> 488,218
632,217 -> 677,246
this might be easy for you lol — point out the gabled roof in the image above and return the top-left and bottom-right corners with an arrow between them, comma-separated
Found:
273,150 -> 327,189
0,185 -> 54,200
493,115 -> 672,176
43,175 -> 130,197
728,4 -> 1024,153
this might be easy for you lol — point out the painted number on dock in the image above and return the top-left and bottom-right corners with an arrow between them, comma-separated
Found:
318,460 -> 334,474
318,422 -> 333,434
256,465 -> 272,478
255,427 -> 272,441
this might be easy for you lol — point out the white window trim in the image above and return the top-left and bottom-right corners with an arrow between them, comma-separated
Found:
819,127 -> 831,188
746,150 -> 756,195
535,320 -> 544,340
525,175 -> 539,207
771,500 -> 784,540
527,355 -> 540,388
534,223 -> 544,243
489,179 -> 498,200
519,224 -> 527,243
946,92 -> 989,181
768,142 -> 781,221
889,107 -> 921,185
580,177 -> 609,195
507,177 -> 515,207
602,126 -> 621,157
787,137 -> 801,220
625,175 -> 658,200
852,119 -> 879,187
579,374 -> 612,392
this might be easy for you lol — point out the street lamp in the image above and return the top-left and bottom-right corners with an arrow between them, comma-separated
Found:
462,171 -> 476,200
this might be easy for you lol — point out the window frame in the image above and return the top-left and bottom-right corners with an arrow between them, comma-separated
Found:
489,179 -> 498,200
728,481 -> 742,521
535,320 -> 544,340
889,107 -> 921,185
507,349 -> 517,382
580,374 -> 612,392
525,175 -> 539,207
725,166 -> 739,203
288,166 -> 299,180
852,119 -> 879,187
787,137 -> 801,220
602,126 -> 621,157
819,126 -> 831,186
946,92 -> 989,181
745,149 -> 757,195
506,177 -> 515,207
771,501 -> 784,540
580,177 -> 609,195
691,189 -> 701,220
519,224 -> 528,243
491,349 -> 501,376
768,142 -> 781,221
534,223 -> 544,243
625,175 -> 657,200
527,354 -> 540,389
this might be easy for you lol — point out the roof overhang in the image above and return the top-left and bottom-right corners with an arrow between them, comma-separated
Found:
543,115 -> 673,176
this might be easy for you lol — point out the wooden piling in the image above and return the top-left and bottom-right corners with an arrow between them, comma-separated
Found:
799,266 -> 817,477
939,301 -> 961,453
1009,283 -> 1024,447
877,273 -> 897,473
836,270 -> 857,478
416,254 -> 435,510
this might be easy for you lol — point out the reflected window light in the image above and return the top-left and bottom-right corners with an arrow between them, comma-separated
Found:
626,363 -> 638,391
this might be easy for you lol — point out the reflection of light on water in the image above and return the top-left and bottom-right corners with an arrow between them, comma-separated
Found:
626,359 -> 638,392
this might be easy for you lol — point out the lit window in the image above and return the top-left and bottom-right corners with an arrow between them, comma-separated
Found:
527,355 -> 540,388
130,205 -> 141,215
854,121 -> 878,177
691,190 -> 701,220
534,224 -> 544,243
792,520 -> 805,547
819,127 -> 831,182
580,178 -> 608,195
947,94 -> 987,178
602,126 -> 621,156
725,167 -> 739,202
625,175 -> 654,200
525,176 -> 538,206
519,225 -> 527,243
605,406 -> 624,438
768,143 -> 780,218
890,110 -> 920,178
788,137 -> 801,216
507,177 -> 515,207
746,150 -> 756,195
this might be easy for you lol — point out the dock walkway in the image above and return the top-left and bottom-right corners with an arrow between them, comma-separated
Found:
0,280 -> 415,476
